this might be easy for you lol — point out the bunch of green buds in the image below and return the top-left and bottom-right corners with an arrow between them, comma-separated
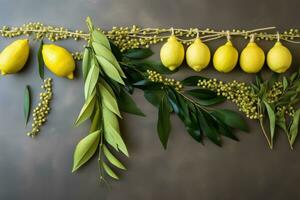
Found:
197,79 -> 261,119
266,81 -> 283,103
146,70 -> 183,91
27,78 -> 53,137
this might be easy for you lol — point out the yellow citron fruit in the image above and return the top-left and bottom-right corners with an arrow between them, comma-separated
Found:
42,44 -> 75,79
186,38 -> 211,71
240,41 -> 265,73
267,42 -> 292,73
160,35 -> 184,71
213,41 -> 238,73
0,39 -> 29,75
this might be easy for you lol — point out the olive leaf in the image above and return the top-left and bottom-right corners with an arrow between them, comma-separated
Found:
74,91 -> 96,126
84,62 -> 99,100
72,130 -> 100,172
24,85 -> 31,126
197,111 -> 221,146
82,47 -> 91,81
144,90 -> 165,107
102,145 -> 126,170
37,40 -> 44,80
123,48 -> 153,59
126,60 -> 176,74
92,29 -> 111,50
157,95 -> 172,149
99,82 -> 121,118
181,76 -> 208,86
86,16 -> 94,31
264,101 -> 276,142
101,161 -> 119,180
117,88 -> 145,116
289,109 -> 300,146
89,108 -> 100,133
102,106 -> 128,156
185,89 -> 217,99
97,56 -> 124,85
210,109 -> 249,132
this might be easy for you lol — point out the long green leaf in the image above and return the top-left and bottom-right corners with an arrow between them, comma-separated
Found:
37,40 -> 44,80
193,96 -> 226,106
197,111 -> 221,146
181,76 -> 208,86
72,130 -> 100,172
123,48 -> 153,59
99,82 -> 121,118
92,29 -> 111,50
144,90 -> 165,107
186,89 -> 217,100
82,47 -> 91,81
84,63 -> 99,100
264,101 -> 276,142
89,108 -> 100,133
157,95 -> 172,149
74,92 -> 96,126
289,109 -> 300,146
97,56 -> 124,85
118,88 -> 145,116
102,145 -> 126,170
103,106 -> 128,156
24,85 -> 31,126
210,109 -> 249,132
86,16 -> 94,31
93,43 -> 126,78
101,161 -> 119,180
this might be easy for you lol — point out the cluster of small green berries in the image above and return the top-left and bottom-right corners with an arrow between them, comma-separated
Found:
2,24 -> 300,51
197,79 -> 261,119
276,106 -> 295,117
147,70 -> 183,91
27,78 -> 53,137
0,22 -> 88,41
72,51 -> 83,61
266,82 -> 283,103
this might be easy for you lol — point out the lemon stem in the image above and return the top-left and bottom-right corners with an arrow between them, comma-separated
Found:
250,34 -> 255,42
226,30 -> 231,41
170,27 -> 174,36
277,32 -> 280,42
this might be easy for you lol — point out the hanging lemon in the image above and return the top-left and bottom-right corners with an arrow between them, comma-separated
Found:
186,37 -> 210,71
160,33 -> 184,71
240,36 -> 265,73
267,41 -> 292,73
213,40 -> 238,73
42,44 -> 75,79
0,39 -> 29,75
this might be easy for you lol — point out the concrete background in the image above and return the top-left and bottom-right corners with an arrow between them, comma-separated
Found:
0,0 -> 300,199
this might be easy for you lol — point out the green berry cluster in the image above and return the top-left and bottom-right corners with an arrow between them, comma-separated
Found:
27,78 -> 53,137
71,51 -> 83,61
1,23 -> 300,52
276,106 -> 295,117
266,82 -> 283,103
147,70 -> 183,91
0,22 -> 88,41
197,79 -> 260,119
106,26 -> 164,51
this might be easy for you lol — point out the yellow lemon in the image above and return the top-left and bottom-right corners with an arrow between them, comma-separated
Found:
213,41 -> 238,73
267,42 -> 292,73
0,39 -> 29,75
186,38 -> 210,71
240,42 -> 265,73
160,35 -> 184,71
42,44 -> 75,79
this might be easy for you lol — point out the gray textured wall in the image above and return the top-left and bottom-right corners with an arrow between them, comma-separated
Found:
0,0 -> 300,199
